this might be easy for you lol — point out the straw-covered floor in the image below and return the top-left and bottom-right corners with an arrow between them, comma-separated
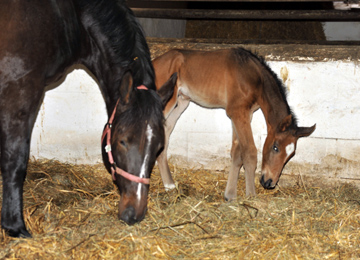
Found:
0,159 -> 359,259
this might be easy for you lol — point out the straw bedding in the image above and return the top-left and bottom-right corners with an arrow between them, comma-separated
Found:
0,159 -> 359,259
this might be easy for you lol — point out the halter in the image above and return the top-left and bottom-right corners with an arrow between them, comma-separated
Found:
101,85 -> 150,185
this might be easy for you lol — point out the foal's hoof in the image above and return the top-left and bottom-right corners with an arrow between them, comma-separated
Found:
224,195 -> 236,202
164,183 -> 176,191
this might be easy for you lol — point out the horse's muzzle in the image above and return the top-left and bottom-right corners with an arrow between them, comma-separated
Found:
119,206 -> 146,225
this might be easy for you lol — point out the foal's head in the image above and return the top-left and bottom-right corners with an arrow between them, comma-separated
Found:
261,114 -> 315,189
102,71 -> 177,225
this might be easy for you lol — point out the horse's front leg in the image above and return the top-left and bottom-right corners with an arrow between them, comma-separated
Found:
0,86 -> 43,237
225,112 -> 257,199
1,138 -> 31,237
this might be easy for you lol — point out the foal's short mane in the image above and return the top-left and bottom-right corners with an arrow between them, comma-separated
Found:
79,0 -> 155,89
234,48 -> 298,127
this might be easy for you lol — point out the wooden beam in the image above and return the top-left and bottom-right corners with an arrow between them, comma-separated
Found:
146,37 -> 360,62
132,8 -> 360,21
135,0 -> 336,2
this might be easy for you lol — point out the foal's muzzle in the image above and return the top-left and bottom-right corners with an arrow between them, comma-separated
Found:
260,175 -> 275,189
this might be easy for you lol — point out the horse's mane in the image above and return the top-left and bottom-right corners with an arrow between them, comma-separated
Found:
77,0 -> 155,90
113,89 -> 165,134
234,48 -> 298,127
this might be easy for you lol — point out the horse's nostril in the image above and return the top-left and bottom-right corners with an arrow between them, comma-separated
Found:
120,207 -> 137,225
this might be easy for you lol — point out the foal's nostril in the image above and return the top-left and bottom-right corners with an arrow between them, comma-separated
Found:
260,175 -> 266,186
120,207 -> 137,225
260,175 -> 274,189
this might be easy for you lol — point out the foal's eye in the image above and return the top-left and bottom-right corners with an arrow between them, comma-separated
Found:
272,145 -> 279,153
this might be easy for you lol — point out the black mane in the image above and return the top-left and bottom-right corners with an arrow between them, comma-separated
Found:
235,47 -> 298,127
76,0 -> 155,90
114,89 -> 164,132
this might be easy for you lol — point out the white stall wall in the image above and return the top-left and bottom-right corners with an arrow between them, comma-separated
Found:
31,70 -> 107,164
30,60 -> 360,174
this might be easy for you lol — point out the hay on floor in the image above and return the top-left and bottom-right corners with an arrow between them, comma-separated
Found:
0,159 -> 359,259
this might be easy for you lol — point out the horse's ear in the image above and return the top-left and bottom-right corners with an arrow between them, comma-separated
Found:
157,72 -> 177,109
279,114 -> 293,132
119,71 -> 133,105
296,124 -> 316,138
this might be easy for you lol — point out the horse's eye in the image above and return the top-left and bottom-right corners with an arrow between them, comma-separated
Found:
272,145 -> 279,153
120,140 -> 127,147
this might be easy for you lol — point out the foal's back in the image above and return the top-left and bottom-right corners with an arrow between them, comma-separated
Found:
153,48 -> 263,110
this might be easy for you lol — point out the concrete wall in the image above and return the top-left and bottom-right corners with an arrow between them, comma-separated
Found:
166,61 -> 360,171
31,70 -> 106,164
323,22 -> 360,41
30,51 -> 360,182
136,17 -> 360,42
137,18 -> 186,38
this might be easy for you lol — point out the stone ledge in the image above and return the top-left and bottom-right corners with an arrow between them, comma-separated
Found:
147,37 -> 360,62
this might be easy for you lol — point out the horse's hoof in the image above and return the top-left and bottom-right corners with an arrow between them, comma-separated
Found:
5,227 -> 32,238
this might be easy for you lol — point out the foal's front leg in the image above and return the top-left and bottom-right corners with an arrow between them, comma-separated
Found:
224,127 -> 243,201
225,114 -> 257,199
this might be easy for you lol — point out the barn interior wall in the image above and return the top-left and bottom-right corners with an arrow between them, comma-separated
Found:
322,22 -> 360,41
29,49 -> 360,182
136,18 -> 360,41
137,18 -> 186,38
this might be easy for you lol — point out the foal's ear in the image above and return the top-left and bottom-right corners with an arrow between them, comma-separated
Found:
119,71 -> 134,105
296,124 -> 316,138
157,72 -> 177,109
279,114 -> 293,132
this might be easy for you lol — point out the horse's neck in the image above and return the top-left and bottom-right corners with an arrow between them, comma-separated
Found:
77,1 -> 154,114
258,73 -> 290,132
81,38 -> 123,112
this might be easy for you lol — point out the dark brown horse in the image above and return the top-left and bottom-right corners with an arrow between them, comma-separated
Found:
153,48 -> 315,200
0,0 -> 176,237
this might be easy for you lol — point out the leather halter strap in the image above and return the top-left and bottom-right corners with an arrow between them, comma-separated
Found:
101,85 -> 150,185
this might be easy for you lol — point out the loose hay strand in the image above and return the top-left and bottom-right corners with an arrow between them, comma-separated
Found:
1,159 -> 360,259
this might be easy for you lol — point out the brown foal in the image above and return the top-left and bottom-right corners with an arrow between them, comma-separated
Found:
153,48 -> 315,200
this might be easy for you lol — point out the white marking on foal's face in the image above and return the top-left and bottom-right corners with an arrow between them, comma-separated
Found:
285,143 -> 295,158
137,125 -> 153,201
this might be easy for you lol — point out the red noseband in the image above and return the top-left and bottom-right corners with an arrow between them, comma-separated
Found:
101,85 -> 150,185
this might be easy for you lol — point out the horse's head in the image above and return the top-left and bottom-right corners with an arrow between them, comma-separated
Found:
260,114 -> 316,189
102,71 -> 177,225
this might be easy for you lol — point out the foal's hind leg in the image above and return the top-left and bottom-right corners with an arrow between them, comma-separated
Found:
225,113 -> 257,199
157,96 -> 190,190
0,82 -> 43,237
